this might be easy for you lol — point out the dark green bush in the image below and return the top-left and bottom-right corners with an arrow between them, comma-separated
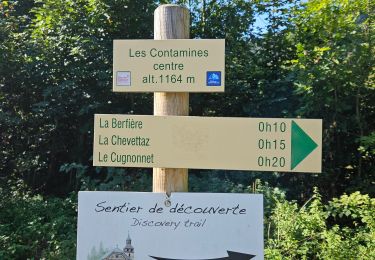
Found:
265,189 -> 375,259
0,180 -> 77,260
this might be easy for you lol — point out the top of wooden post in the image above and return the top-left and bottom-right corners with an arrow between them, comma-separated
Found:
154,4 -> 190,40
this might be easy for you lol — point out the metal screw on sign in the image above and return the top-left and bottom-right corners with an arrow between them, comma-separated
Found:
164,194 -> 172,207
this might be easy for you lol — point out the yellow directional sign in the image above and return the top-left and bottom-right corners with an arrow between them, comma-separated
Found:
113,39 -> 225,92
93,114 -> 322,173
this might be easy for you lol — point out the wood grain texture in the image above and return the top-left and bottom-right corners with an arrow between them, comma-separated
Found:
154,4 -> 190,39
153,5 -> 189,193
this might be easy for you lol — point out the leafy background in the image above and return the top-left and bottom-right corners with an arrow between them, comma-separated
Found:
0,0 -> 374,259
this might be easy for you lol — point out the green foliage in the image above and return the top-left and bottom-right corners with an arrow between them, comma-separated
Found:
323,192 -> 375,259
188,0 -> 299,118
265,190 -> 375,259
359,131 -> 375,155
0,179 -> 77,260
1,0 -> 156,194
290,0 -> 375,195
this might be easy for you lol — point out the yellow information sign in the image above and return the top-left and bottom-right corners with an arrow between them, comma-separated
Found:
113,39 -> 225,92
93,114 -> 322,173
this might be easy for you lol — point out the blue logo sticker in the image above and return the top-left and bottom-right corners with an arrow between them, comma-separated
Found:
206,71 -> 221,86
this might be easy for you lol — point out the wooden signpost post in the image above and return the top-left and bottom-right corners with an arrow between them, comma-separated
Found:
77,4 -> 323,260
153,5 -> 190,194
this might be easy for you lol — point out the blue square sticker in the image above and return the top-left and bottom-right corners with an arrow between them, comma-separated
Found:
206,71 -> 221,86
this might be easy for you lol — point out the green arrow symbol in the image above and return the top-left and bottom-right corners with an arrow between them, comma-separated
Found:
291,120 -> 318,170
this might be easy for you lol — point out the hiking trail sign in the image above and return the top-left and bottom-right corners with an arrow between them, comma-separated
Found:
93,114 -> 322,173
76,192 -> 263,260
113,39 -> 225,92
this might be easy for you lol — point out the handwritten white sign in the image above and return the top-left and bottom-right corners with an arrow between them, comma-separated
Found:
77,192 -> 263,260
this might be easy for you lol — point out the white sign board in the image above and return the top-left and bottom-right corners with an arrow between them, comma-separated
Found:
77,192 -> 263,260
